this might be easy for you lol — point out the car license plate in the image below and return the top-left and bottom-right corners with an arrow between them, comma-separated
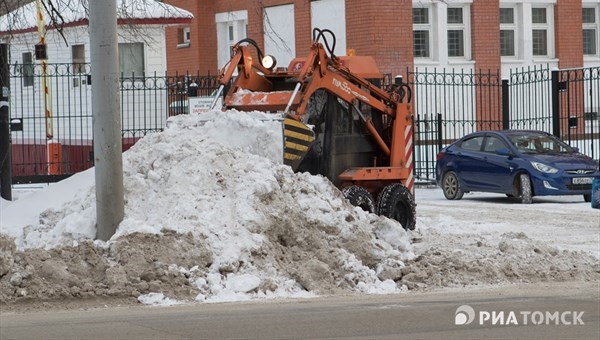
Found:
572,177 -> 593,185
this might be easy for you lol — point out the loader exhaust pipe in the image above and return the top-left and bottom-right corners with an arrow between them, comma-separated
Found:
209,84 -> 225,110
284,82 -> 302,114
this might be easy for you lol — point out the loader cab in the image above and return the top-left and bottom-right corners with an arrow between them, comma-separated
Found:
297,91 -> 383,187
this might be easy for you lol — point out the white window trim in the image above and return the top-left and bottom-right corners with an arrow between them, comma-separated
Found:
215,10 -> 249,69
500,6 -> 519,59
183,27 -> 191,44
413,6 -> 433,60
531,5 -> 555,60
582,5 -> 600,59
447,5 -> 471,61
177,27 -> 191,48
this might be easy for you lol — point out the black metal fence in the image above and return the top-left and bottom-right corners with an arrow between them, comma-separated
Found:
8,63 -> 219,183
6,63 -> 600,184
410,65 -> 600,182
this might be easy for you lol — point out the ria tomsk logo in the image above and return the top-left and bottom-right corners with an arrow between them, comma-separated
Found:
455,305 -> 476,325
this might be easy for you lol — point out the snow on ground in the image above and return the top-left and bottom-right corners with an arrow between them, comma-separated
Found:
0,110 -> 412,305
0,109 -> 598,307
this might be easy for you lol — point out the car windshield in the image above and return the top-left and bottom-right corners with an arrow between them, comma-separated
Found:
507,132 -> 574,154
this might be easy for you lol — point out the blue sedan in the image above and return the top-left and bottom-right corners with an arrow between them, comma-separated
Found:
435,130 -> 600,203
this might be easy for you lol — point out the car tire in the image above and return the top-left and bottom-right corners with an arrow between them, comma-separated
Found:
583,194 -> 591,203
519,173 -> 532,204
376,183 -> 417,231
442,171 -> 464,200
342,185 -> 376,213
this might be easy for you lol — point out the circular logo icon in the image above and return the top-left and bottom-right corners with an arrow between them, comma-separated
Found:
455,305 -> 475,325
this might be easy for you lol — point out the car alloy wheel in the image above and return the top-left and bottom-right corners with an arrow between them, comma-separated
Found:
442,171 -> 464,200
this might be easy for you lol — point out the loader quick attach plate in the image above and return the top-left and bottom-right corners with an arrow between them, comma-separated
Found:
283,117 -> 315,170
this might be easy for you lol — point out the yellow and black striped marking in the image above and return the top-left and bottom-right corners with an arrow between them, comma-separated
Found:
283,117 -> 315,169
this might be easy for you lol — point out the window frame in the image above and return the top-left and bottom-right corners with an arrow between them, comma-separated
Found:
215,10 -> 248,69
22,52 -> 34,87
446,6 -> 471,59
531,5 -> 554,58
71,44 -> 85,75
177,26 -> 191,48
583,5 -> 599,57
118,42 -> 145,78
413,7 -> 432,59
500,6 -> 518,58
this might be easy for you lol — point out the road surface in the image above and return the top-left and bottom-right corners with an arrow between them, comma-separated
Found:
1,282 -> 599,339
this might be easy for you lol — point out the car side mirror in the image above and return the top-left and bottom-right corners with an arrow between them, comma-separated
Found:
495,148 -> 513,157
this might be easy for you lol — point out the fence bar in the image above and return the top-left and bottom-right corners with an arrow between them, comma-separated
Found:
502,79 -> 509,130
551,69 -> 561,137
0,44 -> 11,200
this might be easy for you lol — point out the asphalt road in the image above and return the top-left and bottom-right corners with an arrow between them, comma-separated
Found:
1,282 -> 599,339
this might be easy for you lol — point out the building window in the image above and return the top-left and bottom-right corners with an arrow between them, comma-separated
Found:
177,27 -> 191,48
531,7 -> 550,56
22,52 -> 34,87
583,7 -> 598,55
72,44 -> 85,74
500,7 -> 516,57
118,43 -> 145,76
264,4 -> 296,68
413,7 -> 430,58
311,0 -> 347,56
447,7 -> 465,57
215,10 -> 248,68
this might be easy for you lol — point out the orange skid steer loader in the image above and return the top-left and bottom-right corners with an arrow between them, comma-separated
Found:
211,29 -> 417,230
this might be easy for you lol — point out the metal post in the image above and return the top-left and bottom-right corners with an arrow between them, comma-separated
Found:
551,69 -> 561,138
501,78 -> 510,130
0,44 -> 12,200
89,0 -> 124,241
436,113 -> 443,153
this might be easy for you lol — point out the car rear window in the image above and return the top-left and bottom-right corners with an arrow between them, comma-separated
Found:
459,136 -> 484,151
483,136 -> 507,152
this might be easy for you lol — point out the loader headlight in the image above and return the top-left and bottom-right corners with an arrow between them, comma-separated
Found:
531,161 -> 558,174
261,55 -> 277,70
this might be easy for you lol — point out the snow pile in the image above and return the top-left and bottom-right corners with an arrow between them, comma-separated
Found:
0,110 -> 414,304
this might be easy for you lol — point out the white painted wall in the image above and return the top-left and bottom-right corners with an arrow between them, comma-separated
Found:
311,0 -> 346,56
7,24 -> 169,142
263,4 -> 295,69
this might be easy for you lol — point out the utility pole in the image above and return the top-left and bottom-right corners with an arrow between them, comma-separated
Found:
89,0 -> 124,240
0,44 -> 11,201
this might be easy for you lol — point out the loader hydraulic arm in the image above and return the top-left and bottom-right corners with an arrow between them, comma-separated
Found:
287,42 -> 412,162
210,39 -> 274,109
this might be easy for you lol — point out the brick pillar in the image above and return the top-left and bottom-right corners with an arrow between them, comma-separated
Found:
165,1 -> 217,75
555,0 -> 583,69
555,0 -> 584,137
345,0 -> 413,79
294,0 -> 312,57
470,0 -> 502,130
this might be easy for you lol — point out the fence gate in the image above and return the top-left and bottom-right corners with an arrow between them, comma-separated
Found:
554,67 -> 600,159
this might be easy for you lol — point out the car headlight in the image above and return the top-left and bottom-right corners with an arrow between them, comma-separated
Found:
531,161 -> 558,174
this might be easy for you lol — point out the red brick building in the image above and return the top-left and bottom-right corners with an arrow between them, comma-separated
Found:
164,0 -> 599,77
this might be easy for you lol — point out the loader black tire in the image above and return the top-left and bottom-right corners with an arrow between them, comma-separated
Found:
342,185 -> 376,213
376,183 -> 416,231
